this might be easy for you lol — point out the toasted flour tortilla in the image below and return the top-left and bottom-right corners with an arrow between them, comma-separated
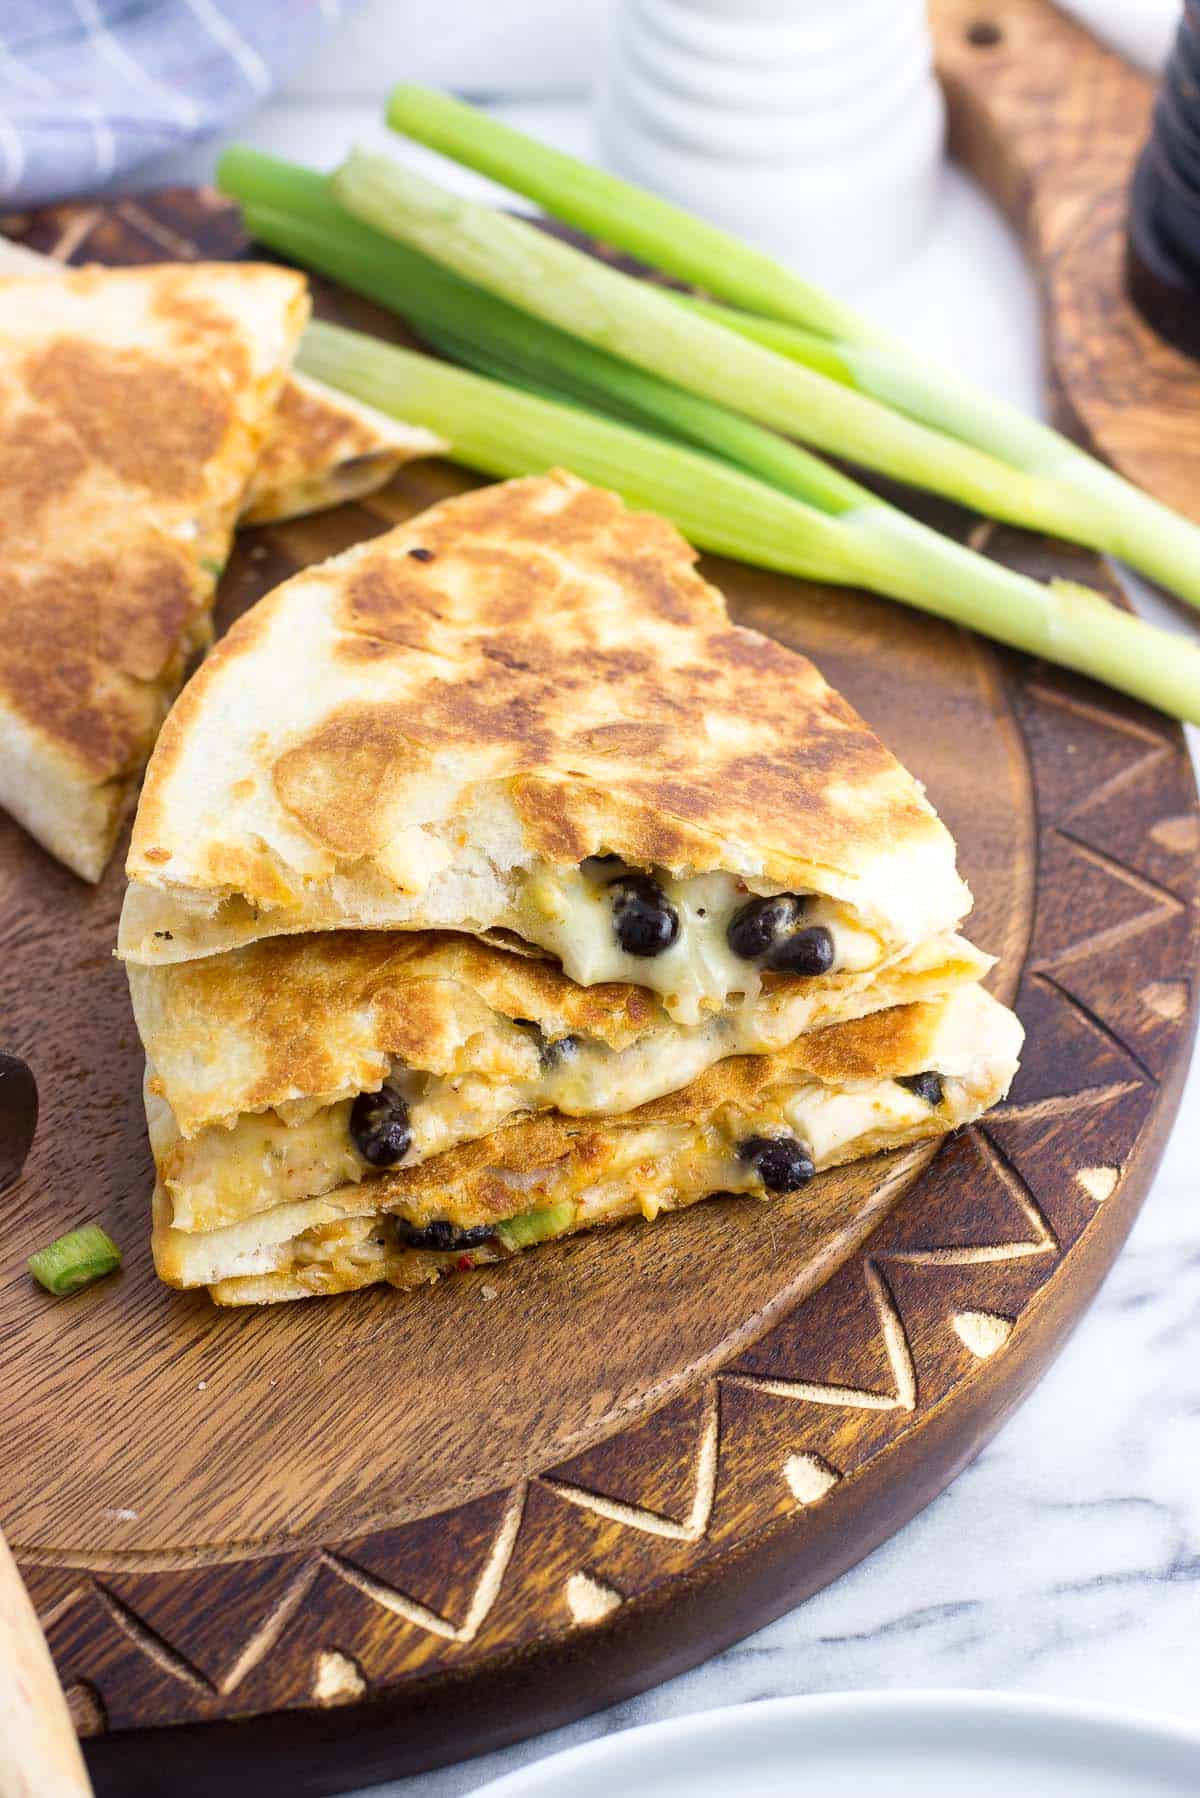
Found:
0,260 -> 309,880
150,983 -> 1022,1303
239,369 -> 445,523
130,924 -> 992,1238
0,238 -> 443,528
120,472 -> 971,1023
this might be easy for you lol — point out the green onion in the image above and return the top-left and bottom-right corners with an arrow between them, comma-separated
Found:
381,89 -> 1200,611
498,1202 -> 576,1250
227,185 -> 859,518
29,1224 -> 121,1296
332,147 -> 1090,541
299,319 -> 864,582
219,150 -> 1200,719
386,84 -> 865,344
300,318 -> 1200,723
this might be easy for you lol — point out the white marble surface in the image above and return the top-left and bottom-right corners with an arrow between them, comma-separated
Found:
133,49 -> 1200,1798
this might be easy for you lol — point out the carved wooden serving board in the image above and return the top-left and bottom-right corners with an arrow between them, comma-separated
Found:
1,6 -> 1198,1791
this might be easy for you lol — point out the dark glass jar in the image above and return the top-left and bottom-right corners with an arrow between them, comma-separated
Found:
1126,0 -> 1200,358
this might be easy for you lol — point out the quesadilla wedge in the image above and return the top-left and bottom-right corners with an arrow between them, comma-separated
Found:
239,369 -> 446,523
0,260 -> 309,881
150,983 -> 1022,1303
120,472 -> 971,1024
130,924 -> 992,1239
0,238 -> 444,528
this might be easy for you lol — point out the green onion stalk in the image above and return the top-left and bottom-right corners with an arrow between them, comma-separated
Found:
330,146 -> 1090,542
382,85 -> 1200,610
299,317 -> 1200,724
220,151 -> 859,517
215,148 -> 1200,720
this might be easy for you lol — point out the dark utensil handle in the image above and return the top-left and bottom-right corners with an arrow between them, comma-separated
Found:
0,1054 -> 38,1193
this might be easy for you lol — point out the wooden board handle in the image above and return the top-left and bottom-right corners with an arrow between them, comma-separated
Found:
0,1530 -> 93,1797
931,0 -> 1200,525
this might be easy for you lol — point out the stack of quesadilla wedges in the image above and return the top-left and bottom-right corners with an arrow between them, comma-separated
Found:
118,470 -> 1023,1305
0,249 -> 444,882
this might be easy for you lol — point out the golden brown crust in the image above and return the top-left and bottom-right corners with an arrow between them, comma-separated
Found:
0,548 -> 194,781
130,929 -> 662,1136
270,710 -> 433,859
0,261 -> 309,880
125,472 -> 967,950
24,337 -> 232,502
257,372 -> 377,478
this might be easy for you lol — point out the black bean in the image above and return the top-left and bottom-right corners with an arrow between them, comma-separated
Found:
726,893 -> 807,961
408,546 -> 435,562
393,1217 -> 495,1252
608,873 -> 680,957
764,924 -> 836,977
898,1070 -> 944,1107
350,1087 -> 413,1167
512,1019 -> 580,1069
738,1134 -> 816,1193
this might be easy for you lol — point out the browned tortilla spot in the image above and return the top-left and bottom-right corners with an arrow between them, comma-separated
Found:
25,338 -> 231,502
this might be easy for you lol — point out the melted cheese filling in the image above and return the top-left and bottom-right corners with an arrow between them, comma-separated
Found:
167,995 -> 921,1231
198,1075 -> 967,1294
516,864 -> 882,1025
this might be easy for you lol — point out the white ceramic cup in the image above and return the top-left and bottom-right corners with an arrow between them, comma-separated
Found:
594,0 -> 945,292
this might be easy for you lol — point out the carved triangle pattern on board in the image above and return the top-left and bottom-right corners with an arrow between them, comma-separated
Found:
39,1491 -> 530,1705
889,1129 -> 1058,1268
1032,828 -> 1185,973
324,1486 -> 527,1645
542,1387 -> 720,1542
985,1079 -> 1143,1125
1024,682 -> 1172,826
1027,970 -> 1157,1084
724,1260 -> 916,1414
91,1584 -> 215,1697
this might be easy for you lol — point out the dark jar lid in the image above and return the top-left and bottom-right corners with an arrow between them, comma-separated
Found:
1125,0 -> 1200,358
1126,150 -> 1200,360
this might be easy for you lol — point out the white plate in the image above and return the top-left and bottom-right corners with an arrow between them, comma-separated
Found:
467,1691 -> 1200,1797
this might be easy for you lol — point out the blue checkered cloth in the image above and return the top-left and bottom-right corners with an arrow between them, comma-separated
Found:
0,0 -> 347,206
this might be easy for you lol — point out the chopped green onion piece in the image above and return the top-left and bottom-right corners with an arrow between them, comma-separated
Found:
199,555 -> 226,579
332,148 -> 1087,541
300,320 -> 1200,723
498,1202 -> 576,1250
380,91 -> 1200,613
29,1224 -> 121,1296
